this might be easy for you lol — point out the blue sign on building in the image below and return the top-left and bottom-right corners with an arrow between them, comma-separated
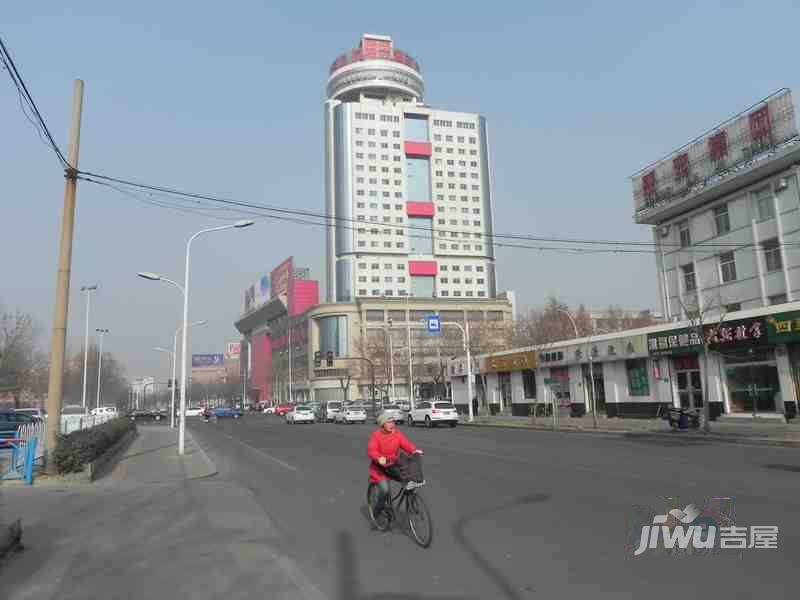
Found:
425,315 -> 441,334
192,353 -> 225,367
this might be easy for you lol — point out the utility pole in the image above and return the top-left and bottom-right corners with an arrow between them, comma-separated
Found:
45,80 -> 84,467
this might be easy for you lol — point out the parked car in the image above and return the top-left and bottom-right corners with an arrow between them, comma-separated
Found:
91,406 -> 118,418
128,409 -> 166,422
286,405 -> 315,424
408,401 -> 459,428
274,404 -> 294,416
262,405 -> 276,414
212,406 -> 242,419
319,401 -> 343,423
374,404 -> 405,425
185,407 -> 205,417
0,411 -> 35,439
335,404 -> 367,424
14,408 -> 46,422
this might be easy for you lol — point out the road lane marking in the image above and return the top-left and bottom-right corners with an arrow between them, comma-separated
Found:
221,432 -> 299,472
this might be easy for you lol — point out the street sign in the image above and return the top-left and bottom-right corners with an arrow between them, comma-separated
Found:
425,315 -> 441,334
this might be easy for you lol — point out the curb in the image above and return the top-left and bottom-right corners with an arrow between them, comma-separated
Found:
184,430 -> 218,480
457,420 -> 800,448
0,519 -> 22,560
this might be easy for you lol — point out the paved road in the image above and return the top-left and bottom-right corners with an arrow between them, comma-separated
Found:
191,415 -> 799,599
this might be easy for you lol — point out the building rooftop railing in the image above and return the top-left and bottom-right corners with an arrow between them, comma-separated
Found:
329,47 -> 420,75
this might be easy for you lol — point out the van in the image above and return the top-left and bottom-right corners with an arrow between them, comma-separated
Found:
320,401 -> 343,423
91,406 -> 119,418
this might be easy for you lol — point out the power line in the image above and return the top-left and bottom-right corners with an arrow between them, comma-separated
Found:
78,170 -> 800,257
0,35 -> 69,168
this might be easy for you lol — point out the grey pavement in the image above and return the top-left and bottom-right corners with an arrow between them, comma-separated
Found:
460,412 -> 800,445
0,424 -> 327,600
187,415 -> 800,599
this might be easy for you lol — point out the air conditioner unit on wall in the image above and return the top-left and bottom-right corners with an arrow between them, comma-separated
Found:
659,224 -> 671,238
777,177 -> 789,191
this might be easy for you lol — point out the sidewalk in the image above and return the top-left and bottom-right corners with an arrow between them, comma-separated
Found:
0,425 -> 327,600
459,413 -> 800,447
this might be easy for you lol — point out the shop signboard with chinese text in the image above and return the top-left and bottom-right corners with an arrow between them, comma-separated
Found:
484,351 -> 537,373
766,311 -> 800,344
704,317 -> 767,351
647,328 -> 703,356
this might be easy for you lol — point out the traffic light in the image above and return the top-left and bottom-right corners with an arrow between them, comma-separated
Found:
326,351 -> 334,367
314,351 -> 322,368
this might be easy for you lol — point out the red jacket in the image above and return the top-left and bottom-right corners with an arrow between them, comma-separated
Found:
367,428 -> 418,482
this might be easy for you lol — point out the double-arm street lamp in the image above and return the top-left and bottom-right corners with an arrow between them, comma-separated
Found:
139,220 -> 254,455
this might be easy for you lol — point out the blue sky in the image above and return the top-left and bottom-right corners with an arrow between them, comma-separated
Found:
3,1 -> 800,379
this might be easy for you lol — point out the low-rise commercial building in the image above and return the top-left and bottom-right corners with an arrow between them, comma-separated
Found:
449,303 -> 800,419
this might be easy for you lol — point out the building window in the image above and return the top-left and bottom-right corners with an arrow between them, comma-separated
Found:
477,291 -> 486,297
357,241 -> 366,247
725,303 -> 741,313
626,359 -> 650,396
476,266 -> 484,272
756,188 -> 775,221
763,239 -> 782,272
719,252 -> 737,283
769,293 -> 788,305
681,264 -> 696,292
678,219 -> 691,247
440,291 -> 449,297
713,204 -> 731,235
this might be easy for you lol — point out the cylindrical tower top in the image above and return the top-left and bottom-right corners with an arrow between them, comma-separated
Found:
327,33 -> 424,102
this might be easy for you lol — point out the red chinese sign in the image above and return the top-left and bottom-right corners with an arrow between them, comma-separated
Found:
704,318 -> 766,347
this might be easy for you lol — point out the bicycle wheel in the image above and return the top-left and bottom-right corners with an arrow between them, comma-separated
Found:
366,483 -> 391,532
406,491 -> 433,547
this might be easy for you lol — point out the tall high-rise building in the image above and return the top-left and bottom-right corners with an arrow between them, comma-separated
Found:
324,33 -> 497,303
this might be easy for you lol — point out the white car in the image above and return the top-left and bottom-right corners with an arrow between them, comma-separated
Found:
286,405 -> 315,424
262,406 -> 276,414
335,404 -> 367,424
408,401 -> 459,428
91,406 -> 119,418
185,407 -> 205,417
320,401 -> 344,423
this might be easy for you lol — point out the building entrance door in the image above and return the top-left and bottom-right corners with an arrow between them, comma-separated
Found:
674,356 -> 703,409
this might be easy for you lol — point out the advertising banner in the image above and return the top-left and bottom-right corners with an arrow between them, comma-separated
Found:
271,257 -> 294,300
191,354 -> 225,368
226,342 -> 241,358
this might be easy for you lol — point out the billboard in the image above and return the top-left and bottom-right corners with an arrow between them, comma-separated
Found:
632,89 -> 798,214
191,354 -> 225,368
244,274 -> 271,312
226,342 -> 241,358
270,257 -> 294,300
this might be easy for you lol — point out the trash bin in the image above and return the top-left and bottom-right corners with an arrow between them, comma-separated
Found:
570,403 -> 586,418
678,412 -> 689,430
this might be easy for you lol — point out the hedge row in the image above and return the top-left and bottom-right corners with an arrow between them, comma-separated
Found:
53,417 -> 136,474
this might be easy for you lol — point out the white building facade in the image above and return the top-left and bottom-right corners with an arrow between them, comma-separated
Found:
633,89 -> 800,319
324,33 -> 497,304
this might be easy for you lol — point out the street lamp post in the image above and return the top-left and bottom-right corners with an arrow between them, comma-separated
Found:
178,221 -> 254,455
80,285 -> 97,410
385,321 -> 396,400
154,319 -> 208,429
558,309 -> 598,429
95,328 -> 109,410
441,321 -> 474,423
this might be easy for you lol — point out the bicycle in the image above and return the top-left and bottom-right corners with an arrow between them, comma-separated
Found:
366,458 -> 433,548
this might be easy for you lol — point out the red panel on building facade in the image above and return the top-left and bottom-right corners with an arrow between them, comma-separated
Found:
749,105 -> 772,142
409,260 -> 438,276
250,333 -> 272,403
709,131 -> 728,161
406,202 -> 435,217
404,141 -> 432,156
290,280 -> 319,316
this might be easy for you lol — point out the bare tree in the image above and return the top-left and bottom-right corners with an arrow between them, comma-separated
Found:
679,294 -> 728,433
0,307 -> 47,407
